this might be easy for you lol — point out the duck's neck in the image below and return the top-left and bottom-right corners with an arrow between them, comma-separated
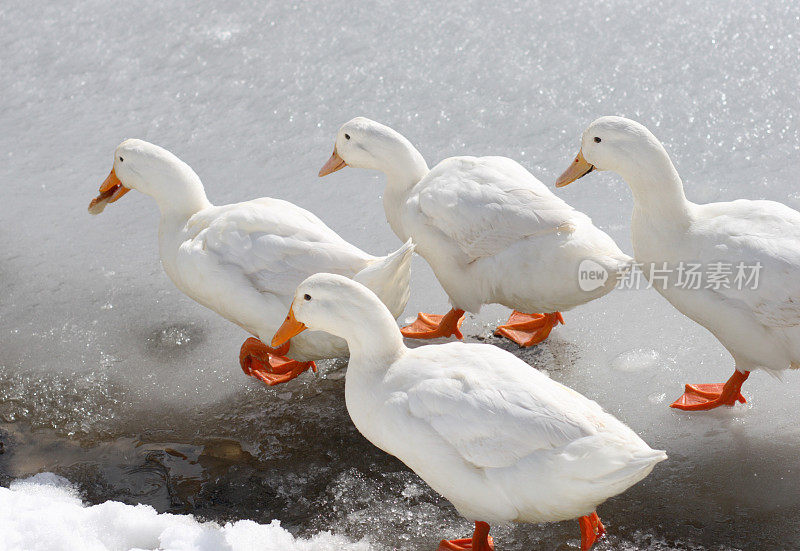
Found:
619,145 -> 692,221
382,144 -> 429,192
338,304 -> 406,370
154,176 -> 213,224
379,142 -> 428,239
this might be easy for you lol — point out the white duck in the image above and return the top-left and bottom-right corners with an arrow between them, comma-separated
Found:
557,116 -> 800,410
272,273 -> 666,551
89,139 -> 414,385
319,118 -> 632,347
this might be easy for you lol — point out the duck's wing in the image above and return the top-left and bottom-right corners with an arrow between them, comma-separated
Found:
692,199 -> 800,328
401,343 -> 619,470
411,156 -> 586,262
184,198 -> 372,297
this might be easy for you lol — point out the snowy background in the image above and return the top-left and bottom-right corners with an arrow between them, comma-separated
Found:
1,0 -> 800,549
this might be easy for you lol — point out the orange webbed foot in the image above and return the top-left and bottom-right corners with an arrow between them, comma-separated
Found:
494,311 -> 564,347
437,522 -> 494,551
578,512 -> 606,551
239,337 -> 316,386
401,308 -> 466,340
670,370 -> 750,411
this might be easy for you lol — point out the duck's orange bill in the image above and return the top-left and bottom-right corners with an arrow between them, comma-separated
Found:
318,147 -> 347,177
271,305 -> 307,347
555,149 -> 594,188
88,168 -> 130,214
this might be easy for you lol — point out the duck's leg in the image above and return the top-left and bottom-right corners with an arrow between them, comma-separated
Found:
437,521 -> 494,551
670,370 -> 749,411
401,308 -> 466,340
239,337 -> 316,386
494,311 -> 564,347
578,512 -> 606,551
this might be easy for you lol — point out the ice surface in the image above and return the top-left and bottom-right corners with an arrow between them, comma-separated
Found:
1,0 -> 800,549
1,473 -> 371,551
611,349 -> 661,373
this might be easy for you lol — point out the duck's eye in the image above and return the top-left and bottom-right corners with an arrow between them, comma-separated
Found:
344,133 -> 350,140
304,294 -> 311,301
119,156 -> 124,162
594,137 -> 601,143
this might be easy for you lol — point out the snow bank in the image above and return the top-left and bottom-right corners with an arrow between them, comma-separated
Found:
0,473 -> 373,551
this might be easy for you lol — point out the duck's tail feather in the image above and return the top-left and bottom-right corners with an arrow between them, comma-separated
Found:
354,239 -> 415,319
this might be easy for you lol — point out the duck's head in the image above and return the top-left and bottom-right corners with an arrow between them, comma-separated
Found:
555,116 -> 666,188
89,139 -> 203,215
318,117 -> 427,180
271,273 -> 387,347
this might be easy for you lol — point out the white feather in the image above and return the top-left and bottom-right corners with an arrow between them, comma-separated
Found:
578,116 -> 800,376
333,119 -> 631,314
105,140 -> 414,362
289,274 -> 666,526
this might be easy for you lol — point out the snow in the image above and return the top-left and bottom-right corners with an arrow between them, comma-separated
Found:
1,473 -> 371,551
1,0 -> 800,549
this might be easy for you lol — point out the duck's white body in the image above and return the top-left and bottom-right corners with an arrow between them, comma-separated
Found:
164,199 -> 413,361
348,341 -> 665,523
566,117 -> 800,377
95,139 -> 414,362
281,274 -> 666,529
632,198 -> 800,375
330,119 -> 631,314
395,156 -> 632,312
